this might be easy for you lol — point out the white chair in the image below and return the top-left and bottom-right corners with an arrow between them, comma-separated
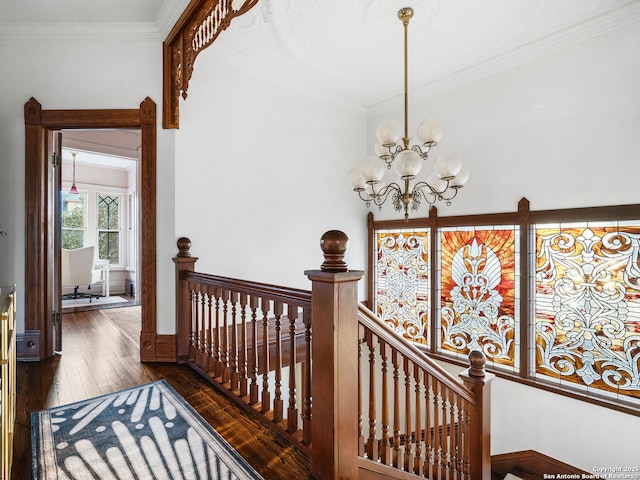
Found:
61,246 -> 106,301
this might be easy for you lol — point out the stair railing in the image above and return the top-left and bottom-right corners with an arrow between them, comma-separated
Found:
173,237 -> 313,446
173,232 -> 492,479
357,305 -> 493,480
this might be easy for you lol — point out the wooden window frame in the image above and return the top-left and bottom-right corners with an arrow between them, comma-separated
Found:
367,198 -> 640,416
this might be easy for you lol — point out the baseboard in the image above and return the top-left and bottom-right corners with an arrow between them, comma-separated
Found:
16,329 -> 41,361
140,333 -> 176,362
492,450 -> 590,478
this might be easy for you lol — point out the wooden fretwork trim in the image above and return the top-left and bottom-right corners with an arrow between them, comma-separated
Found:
162,0 -> 259,129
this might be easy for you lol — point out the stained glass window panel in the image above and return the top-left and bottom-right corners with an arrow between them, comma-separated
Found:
374,229 -> 430,346
534,222 -> 640,400
438,226 -> 519,369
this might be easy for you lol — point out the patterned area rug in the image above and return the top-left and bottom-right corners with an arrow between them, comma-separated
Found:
32,380 -> 264,479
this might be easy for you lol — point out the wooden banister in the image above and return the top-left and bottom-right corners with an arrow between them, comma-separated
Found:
357,304 -> 491,479
174,233 -> 491,479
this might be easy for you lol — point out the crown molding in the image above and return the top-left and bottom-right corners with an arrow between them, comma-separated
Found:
0,22 -> 161,41
156,0 -> 191,41
0,0 -> 192,41
368,1 -> 640,119
205,46 -> 367,117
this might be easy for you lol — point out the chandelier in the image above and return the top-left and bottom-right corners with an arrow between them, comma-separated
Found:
349,7 -> 469,220
69,151 -> 79,194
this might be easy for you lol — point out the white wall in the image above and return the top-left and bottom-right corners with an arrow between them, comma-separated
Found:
175,51 -> 369,292
0,36 -> 176,333
377,23 -> 640,470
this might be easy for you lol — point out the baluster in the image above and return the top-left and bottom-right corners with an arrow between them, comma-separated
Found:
358,325 -> 364,456
249,296 -> 259,405
425,373 -> 434,479
392,350 -> 401,468
188,286 -> 196,361
379,340 -> 391,465
287,303 -> 299,433
221,289 -> 231,384
199,288 -> 206,369
462,400 -> 471,480
449,388 -> 457,479
229,291 -> 239,391
441,385 -> 450,479
239,293 -> 248,398
404,357 -> 414,472
366,330 -> 378,461
433,379 -> 442,479
194,289 -> 202,366
414,364 -> 424,476
213,287 -> 222,378
273,301 -> 284,423
260,297 -> 271,414
207,287 -> 215,373
301,307 -> 312,446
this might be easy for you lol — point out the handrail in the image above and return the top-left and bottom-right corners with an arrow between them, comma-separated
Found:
182,271 -> 311,307
358,304 -> 476,404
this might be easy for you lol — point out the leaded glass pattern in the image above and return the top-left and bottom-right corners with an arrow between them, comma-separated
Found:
97,194 -> 120,265
438,226 -> 519,369
535,222 -> 640,400
374,229 -> 430,345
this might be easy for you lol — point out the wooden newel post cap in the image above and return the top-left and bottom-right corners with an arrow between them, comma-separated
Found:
176,237 -> 192,257
468,350 -> 486,378
320,230 -> 349,272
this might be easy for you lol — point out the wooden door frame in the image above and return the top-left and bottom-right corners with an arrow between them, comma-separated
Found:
24,97 -> 162,361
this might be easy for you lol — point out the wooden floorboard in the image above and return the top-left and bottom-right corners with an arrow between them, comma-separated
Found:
11,307 -> 312,480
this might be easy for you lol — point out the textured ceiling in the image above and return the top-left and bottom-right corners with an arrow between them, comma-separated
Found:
211,0 -> 640,110
1,0 -> 639,111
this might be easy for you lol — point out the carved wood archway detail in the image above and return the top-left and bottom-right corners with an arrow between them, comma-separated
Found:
162,0 -> 259,129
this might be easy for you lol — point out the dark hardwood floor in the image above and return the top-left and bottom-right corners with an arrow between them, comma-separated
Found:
12,308 -> 312,479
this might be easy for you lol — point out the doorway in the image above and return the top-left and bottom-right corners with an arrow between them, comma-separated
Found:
24,97 -> 160,362
59,130 -> 140,314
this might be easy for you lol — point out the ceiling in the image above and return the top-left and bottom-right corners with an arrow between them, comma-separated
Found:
2,0 -> 639,112
61,130 -> 141,170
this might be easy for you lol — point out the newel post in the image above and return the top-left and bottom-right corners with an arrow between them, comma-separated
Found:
173,237 -> 198,361
459,351 -> 494,480
305,230 -> 364,480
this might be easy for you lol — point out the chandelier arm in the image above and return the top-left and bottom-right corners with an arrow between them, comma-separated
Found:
411,144 -> 434,160
380,144 -> 406,168
372,182 -> 403,207
413,179 -> 450,196
356,189 -> 374,204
